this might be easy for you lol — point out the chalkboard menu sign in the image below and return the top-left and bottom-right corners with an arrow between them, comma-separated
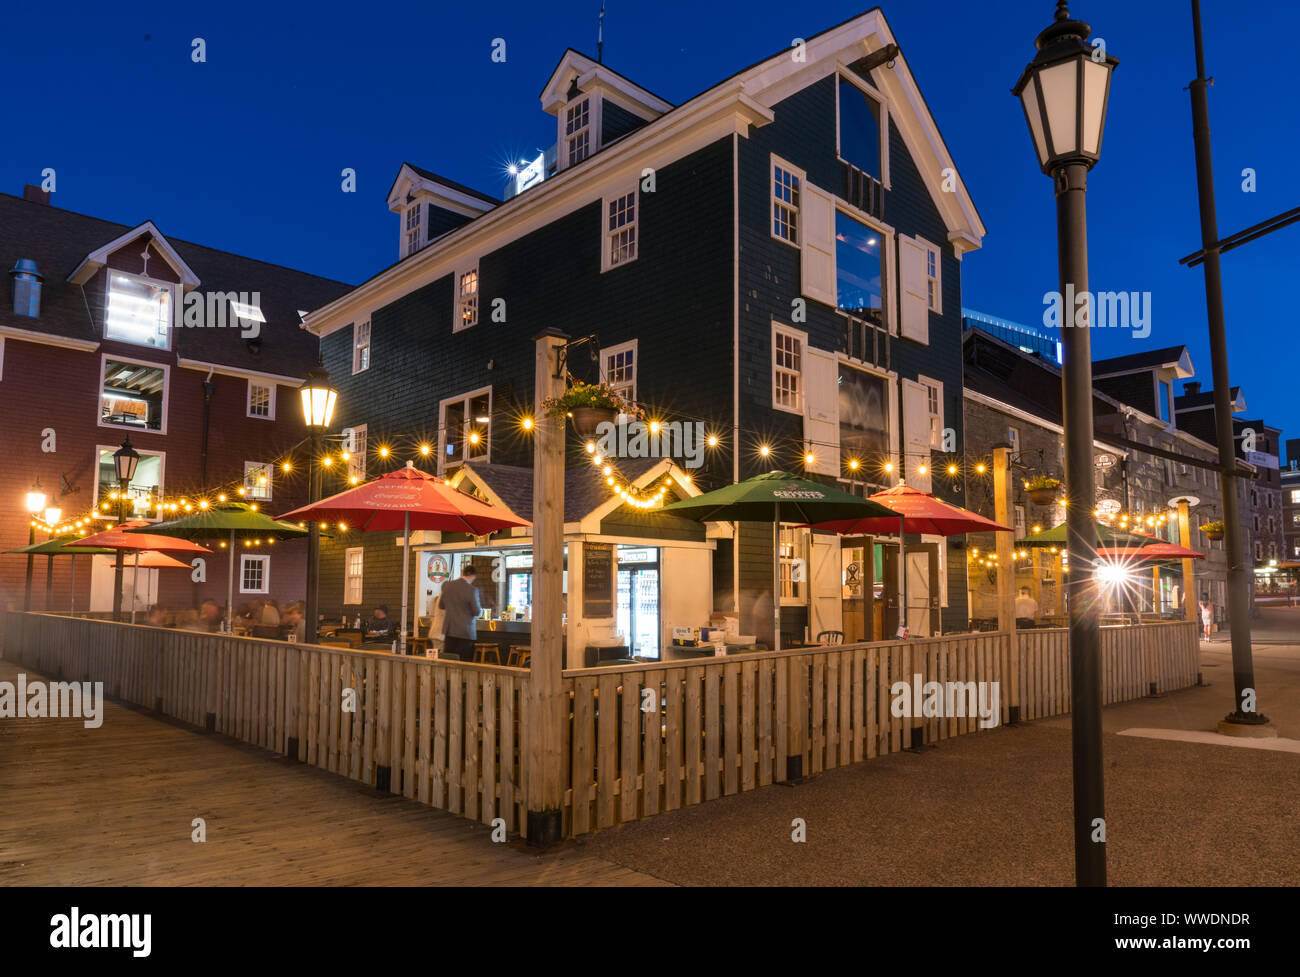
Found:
583,543 -> 615,618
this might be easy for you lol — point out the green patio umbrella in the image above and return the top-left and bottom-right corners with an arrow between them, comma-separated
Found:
662,471 -> 897,650
1016,520 -> 1156,550
130,502 -> 309,630
6,534 -> 115,616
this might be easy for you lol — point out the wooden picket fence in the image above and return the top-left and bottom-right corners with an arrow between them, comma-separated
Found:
2,613 -> 1197,840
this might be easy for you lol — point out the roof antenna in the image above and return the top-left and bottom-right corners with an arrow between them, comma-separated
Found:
597,1 -> 605,63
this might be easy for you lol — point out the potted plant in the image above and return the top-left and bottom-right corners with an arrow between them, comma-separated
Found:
542,381 -> 643,440
1200,520 -> 1225,541
1025,474 -> 1062,507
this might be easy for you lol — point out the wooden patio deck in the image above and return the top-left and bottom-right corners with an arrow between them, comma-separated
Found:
0,660 -> 665,886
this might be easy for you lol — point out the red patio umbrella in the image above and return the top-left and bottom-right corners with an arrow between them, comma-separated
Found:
77,527 -> 210,622
806,484 -> 1013,639
1095,541 -> 1207,561
278,462 -> 530,652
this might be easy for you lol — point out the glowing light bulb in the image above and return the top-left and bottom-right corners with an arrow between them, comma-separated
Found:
707,434 -> 718,448
521,417 -> 534,431
420,443 -> 431,456
804,452 -> 815,466
759,445 -> 770,458
948,464 -> 958,475
976,463 -> 986,474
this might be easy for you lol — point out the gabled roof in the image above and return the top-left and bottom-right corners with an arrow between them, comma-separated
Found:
67,220 -> 200,287
1093,346 -> 1194,379
539,49 -> 675,119
1175,385 -> 1246,412
385,163 -> 499,216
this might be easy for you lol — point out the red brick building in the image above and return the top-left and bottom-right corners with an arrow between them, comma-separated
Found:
0,187 -> 350,620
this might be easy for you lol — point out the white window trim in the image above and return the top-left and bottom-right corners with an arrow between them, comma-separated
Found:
914,234 -> 942,315
404,203 -> 424,256
917,374 -> 944,450
344,546 -> 364,605
104,269 -> 177,352
92,444 -> 166,523
352,320 -> 371,375
98,352 -> 170,436
344,423 -> 368,481
438,386 -> 493,474
771,321 -> 806,416
601,187 -> 639,272
244,461 -> 273,501
835,205 -> 895,334
779,525 -> 810,607
834,68 -> 892,190
770,154 -> 804,249
559,94 -> 601,170
246,380 -> 276,420
454,266 -> 479,332
601,339 -> 638,403
239,554 -> 270,595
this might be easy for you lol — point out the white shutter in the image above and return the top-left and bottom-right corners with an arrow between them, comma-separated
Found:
809,534 -> 843,638
800,183 -> 837,306
899,236 -> 929,344
902,380 -> 932,492
803,347 -> 840,476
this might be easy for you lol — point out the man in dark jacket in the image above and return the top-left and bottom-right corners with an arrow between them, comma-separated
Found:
440,565 -> 482,661
364,604 -> 396,641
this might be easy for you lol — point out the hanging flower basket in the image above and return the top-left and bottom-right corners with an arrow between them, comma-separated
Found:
542,381 -> 644,441
1200,520 -> 1225,541
1026,475 -> 1062,507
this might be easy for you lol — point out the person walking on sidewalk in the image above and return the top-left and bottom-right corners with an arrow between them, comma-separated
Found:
1199,594 -> 1213,640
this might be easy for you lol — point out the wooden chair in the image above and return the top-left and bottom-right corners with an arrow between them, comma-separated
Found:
506,646 -> 531,668
473,643 -> 501,665
817,630 -> 845,645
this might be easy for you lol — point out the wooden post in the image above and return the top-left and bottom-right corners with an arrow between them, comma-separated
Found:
1176,499 -> 1197,624
993,444 -> 1019,722
526,329 -> 569,845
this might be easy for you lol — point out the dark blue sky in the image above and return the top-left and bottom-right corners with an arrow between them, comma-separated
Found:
3,0 -> 1295,449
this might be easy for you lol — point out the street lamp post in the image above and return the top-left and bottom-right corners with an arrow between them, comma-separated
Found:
1013,0 -> 1118,887
300,366 -> 338,645
111,438 -> 139,622
43,505 -> 62,610
23,479 -> 47,611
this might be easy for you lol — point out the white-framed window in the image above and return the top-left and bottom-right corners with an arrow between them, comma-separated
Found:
105,271 -> 173,349
244,461 -> 273,501
771,156 -> 802,245
918,376 -> 944,448
353,320 -> 371,375
439,387 -> 492,472
603,189 -> 638,270
836,70 -> 890,185
772,323 -> 804,414
779,526 -> 808,604
95,445 -> 165,522
565,97 -> 591,166
247,380 -> 275,419
1007,426 -> 1021,455
229,298 -> 266,332
345,424 -> 367,481
916,237 -> 941,313
240,554 -> 269,594
405,204 -> 422,256
100,354 -> 168,433
344,546 -> 364,605
601,340 -> 637,403
455,268 -> 478,331
1014,505 -> 1026,536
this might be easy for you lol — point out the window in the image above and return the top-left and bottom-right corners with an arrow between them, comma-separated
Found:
247,381 -> 275,419
353,320 -> 371,374
101,356 -> 166,432
772,160 -> 800,244
345,424 -> 367,481
922,241 -> 941,313
229,299 -> 266,331
602,340 -> 637,403
920,378 -> 943,448
1015,505 -> 1026,536
456,269 -> 478,331
778,526 -> 808,603
240,554 -> 269,594
105,272 -> 171,349
1007,426 -> 1020,455
835,211 -> 884,325
405,205 -> 422,256
837,75 -> 883,180
244,462 -> 272,501
96,446 -> 164,521
565,98 -> 590,165
1158,379 -> 1172,423
1255,541 -> 1263,561
604,190 -> 637,269
344,547 -> 364,605
1268,517 -> 1275,534
772,325 -> 803,414
440,388 -> 491,471
1292,489 -> 1300,504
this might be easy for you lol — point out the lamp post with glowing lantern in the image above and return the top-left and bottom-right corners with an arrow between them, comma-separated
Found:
1012,0 -> 1117,887
111,438 -> 139,622
300,366 -> 338,644
23,478 -> 47,611
42,505 -> 62,610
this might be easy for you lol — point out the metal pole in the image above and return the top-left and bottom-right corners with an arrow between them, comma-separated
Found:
70,556 -> 76,616
305,430 -> 322,644
130,551 -> 139,624
24,524 -> 35,611
112,480 -> 128,622
399,510 -> 411,655
1056,158 -> 1106,886
227,529 -> 236,632
1188,0 -> 1266,729
45,554 -> 54,610
773,503 -> 782,652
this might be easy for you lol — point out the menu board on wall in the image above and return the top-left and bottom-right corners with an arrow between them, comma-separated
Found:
583,543 -> 615,618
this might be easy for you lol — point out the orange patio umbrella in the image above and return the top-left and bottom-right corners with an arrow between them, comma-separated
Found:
77,526 -> 210,622
1095,541 -> 1207,561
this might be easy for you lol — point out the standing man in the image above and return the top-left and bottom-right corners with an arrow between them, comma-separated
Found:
1014,586 -> 1039,629
440,563 -> 482,661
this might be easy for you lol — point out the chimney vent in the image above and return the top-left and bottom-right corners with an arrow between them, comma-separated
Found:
10,258 -> 43,317
1184,381 -> 1202,396
22,184 -> 50,205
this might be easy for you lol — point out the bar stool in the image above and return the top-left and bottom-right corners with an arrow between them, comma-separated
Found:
473,643 -> 501,665
506,646 -> 531,668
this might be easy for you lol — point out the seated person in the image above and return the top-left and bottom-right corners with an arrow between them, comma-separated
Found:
198,599 -> 224,633
145,607 -> 168,628
260,599 -> 281,627
1014,586 -> 1039,628
282,603 -> 306,643
363,604 -> 396,641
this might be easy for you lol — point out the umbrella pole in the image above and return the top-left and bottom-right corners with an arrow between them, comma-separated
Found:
899,514 -> 907,639
400,511 -> 411,655
227,530 -> 235,632
131,552 -> 139,624
70,556 -> 76,617
773,503 -> 781,652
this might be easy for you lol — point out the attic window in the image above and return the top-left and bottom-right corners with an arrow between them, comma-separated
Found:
405,205 -> 422,255
566,97 -> 591,165
105,272 -> 171,349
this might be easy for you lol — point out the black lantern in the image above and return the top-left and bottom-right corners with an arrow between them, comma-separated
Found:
113,438 -> 140,483
299,366 -> 338,429
1012,1 -> 1118,175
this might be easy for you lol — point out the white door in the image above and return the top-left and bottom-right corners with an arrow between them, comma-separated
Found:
809,534 -> 843,639
89,555 -> 157,612
902,379 -> 932,492
905,551 -> 931,636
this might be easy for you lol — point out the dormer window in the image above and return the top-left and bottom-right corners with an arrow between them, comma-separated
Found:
105,272 -> 172,349
405,205 -> 422,255
456,268 -> 478,331
565,97 -> 591,165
